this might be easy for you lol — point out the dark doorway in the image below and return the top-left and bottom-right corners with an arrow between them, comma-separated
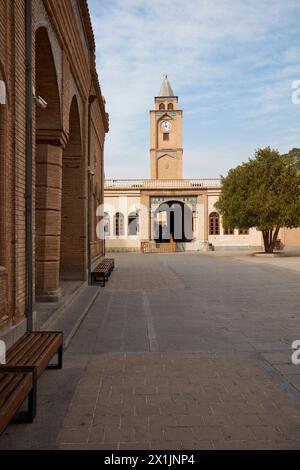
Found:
154,200 -> 193,243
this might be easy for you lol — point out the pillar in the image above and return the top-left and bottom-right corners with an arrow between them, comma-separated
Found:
35,132 -> 66,302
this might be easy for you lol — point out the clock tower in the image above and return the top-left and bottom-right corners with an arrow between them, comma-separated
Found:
150,76 -> 183,179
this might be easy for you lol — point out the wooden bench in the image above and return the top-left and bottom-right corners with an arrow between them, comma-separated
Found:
0,368 -> 37,434
0,331 -> 63,434
91,258 -> 115,287
105,258 -> 115,275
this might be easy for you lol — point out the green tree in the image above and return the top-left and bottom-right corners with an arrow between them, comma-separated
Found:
215,147 -> 300,253
282,148 -> 300,171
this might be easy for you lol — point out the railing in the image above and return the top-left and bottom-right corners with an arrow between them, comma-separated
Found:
105,179 -> 221,189
141,241 -> 177,254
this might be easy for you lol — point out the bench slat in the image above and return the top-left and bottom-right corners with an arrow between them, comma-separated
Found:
0,373 -> 33,435
25,335 -> 62,376
0,373 -> 25,396
21,335 -> 55,365
6,333 -> 42,363
7,333 -> 50,364
0,374 -> 27,408
5,332 -> 63,378
7,336 -> 47,369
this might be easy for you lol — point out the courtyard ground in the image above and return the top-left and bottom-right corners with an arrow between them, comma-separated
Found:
1,252 -> 300,450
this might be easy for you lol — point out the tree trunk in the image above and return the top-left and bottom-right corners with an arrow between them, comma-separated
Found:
262,227 -> 280,253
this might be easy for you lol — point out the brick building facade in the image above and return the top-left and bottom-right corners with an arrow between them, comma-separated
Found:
0,0 -> 108,340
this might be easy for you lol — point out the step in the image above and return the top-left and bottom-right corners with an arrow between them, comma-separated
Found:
46,285 -> 100,350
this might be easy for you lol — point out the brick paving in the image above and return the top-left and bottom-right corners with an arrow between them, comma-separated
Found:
57,353 -> 300,450
1,252 -> 300,449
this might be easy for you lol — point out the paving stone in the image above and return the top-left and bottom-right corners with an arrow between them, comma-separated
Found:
58,428 -> 88,445
212,440 -> 248,450
164,427 -> 194,442
119,442 -> 151,450
135,405 -> 161,416
194,426 -> 224,441
150,441 -> 183,450
176,415 -> 204,427
103,427 -> 135,443
222,426 -> 255,441
57,443 -> 86,450
87,425 -> 106,444
247,426 -> 284,441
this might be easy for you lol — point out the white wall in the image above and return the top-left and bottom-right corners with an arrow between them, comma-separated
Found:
104,193 -> 142,250
207,195 -> 262,248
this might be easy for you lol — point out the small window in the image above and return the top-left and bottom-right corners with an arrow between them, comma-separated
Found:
168,103 -> 174,111
239,229 -> 249,235
159,103 -> 165,111
209,212 -> 220,236
163,133 -> 169,141
224,228 -> 234,235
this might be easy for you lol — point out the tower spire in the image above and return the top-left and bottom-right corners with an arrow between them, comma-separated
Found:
158,75 -> 174,97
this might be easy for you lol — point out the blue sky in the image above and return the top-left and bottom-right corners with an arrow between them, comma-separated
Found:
89,0 -> 300,179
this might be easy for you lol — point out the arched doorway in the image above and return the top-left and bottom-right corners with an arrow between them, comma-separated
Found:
154,200 -> 193,243
60,96 -> 85,280
35,27 -> 63,302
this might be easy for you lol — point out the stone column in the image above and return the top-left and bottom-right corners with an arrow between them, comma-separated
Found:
35,131 -> 67,302
193,211 -> 196,241
204,194 -> 209,242
140,193 -> 150,242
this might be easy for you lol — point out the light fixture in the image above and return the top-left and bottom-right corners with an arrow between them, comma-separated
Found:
33,95 -> 48,109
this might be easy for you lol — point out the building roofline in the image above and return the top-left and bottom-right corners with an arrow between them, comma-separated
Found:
79,1 -> 109,132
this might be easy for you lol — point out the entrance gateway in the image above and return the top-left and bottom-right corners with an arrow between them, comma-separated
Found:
151,196 -> 195,243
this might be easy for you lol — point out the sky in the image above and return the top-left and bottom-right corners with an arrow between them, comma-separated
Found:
89,0 -> 300,179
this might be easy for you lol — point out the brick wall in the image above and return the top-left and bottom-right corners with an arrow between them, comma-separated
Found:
0,0 -> 108,333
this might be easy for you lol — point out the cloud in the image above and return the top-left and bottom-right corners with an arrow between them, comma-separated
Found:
89,0 -> 300,178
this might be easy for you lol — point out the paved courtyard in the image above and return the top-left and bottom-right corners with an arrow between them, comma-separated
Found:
1,252 -> 300,449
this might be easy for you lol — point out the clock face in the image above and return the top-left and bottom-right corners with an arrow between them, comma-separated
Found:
161,121 -> 172,132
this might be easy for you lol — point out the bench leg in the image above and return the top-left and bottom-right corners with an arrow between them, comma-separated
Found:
12,370 -> 37,424
47,343 -> 63,370
91,274 -> 105,287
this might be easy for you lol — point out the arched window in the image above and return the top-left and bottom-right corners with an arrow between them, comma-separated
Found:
159,103 -> 165,111
114,212 -> 124,237
209,212 -> 220,235
128,212 -> 139,236
168,103 -> 173,111
103,212 -> 110,237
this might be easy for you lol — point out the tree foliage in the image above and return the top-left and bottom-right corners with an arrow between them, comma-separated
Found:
215,147 -> 300,253
282,147 -> 300,170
